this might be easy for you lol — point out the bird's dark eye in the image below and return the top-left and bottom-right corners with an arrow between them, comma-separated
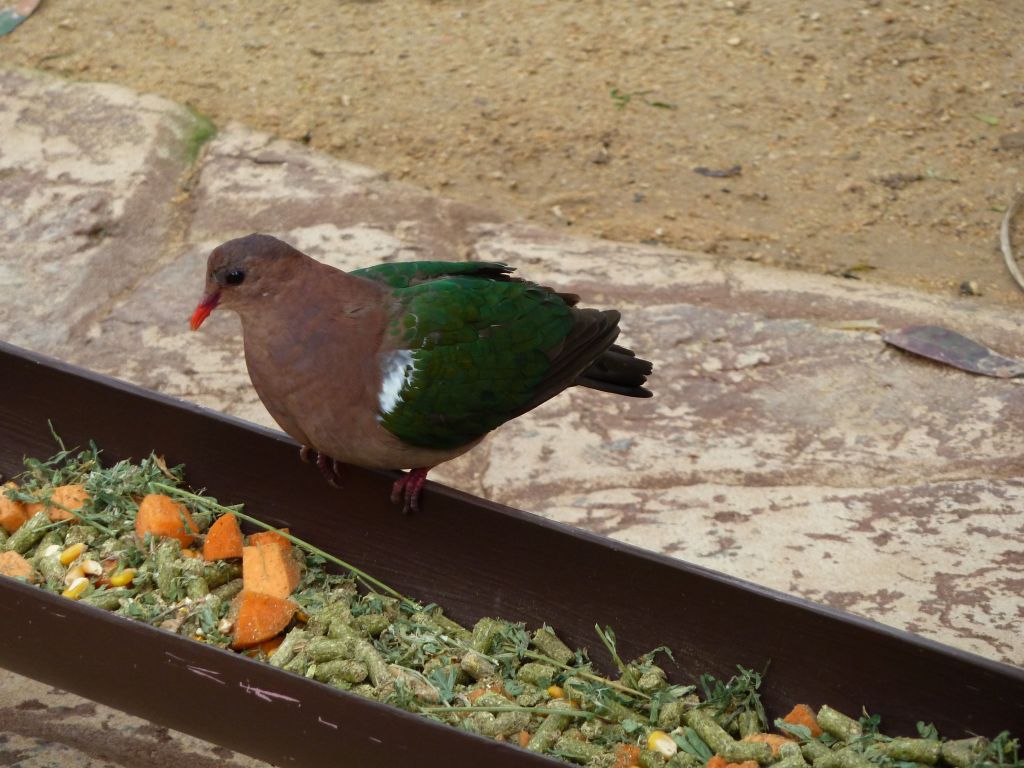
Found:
225,270 -> 245,286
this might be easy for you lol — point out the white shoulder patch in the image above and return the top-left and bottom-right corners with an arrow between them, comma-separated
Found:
378,349 -> 413,416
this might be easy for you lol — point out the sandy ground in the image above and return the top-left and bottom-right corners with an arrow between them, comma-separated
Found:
2,0 -> 1023,302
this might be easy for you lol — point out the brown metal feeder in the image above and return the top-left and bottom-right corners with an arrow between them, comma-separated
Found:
0,341 -> 1021,766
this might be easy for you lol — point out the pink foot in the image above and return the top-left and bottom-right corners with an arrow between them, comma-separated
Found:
390,467 -> 431,514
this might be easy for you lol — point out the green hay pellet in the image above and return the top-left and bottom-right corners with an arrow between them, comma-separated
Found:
817,706 -> 861,742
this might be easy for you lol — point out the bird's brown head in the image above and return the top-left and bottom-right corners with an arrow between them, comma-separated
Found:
190,234 -> 307,330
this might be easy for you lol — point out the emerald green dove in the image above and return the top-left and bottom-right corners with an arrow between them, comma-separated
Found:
191,234 -> 652,511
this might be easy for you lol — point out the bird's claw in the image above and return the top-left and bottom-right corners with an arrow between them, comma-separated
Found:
299,445 -> 343,487
391,467 -> 429,514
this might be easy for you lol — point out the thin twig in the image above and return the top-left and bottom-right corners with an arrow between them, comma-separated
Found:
521,649 -> 649,699
1000,191 -> 1024,292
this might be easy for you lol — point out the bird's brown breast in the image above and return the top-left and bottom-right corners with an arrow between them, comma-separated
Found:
235,267 -> 473,469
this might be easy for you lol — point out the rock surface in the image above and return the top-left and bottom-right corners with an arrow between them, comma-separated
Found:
0,66 -> 1021,764
0,671 -> 262,768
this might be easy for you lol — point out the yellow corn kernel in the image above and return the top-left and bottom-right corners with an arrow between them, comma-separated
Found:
546,685 -> 564,699
109,568 -> 136,587
180,548 -> 200,559
647,730 -> 678,758
65,559 -> 102,586
59,542 -> 87,566
64,564 -> 85,586
62,576 -> 89,599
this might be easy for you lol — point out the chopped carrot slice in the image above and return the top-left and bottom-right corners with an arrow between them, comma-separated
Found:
230,590 -> 297,649
615,743 -> 642,768
46,484 -> 90,521
242,544 -> 302,600
743,733 -> 794,756
0,482 -> 28,533
244,634 -> 286,658
783,703 -> 824,738
0,551 -> 37,582
135,493 -> 198,547
24,484 -> 90,523
203,514 -> 244,561
247,528 -> 291,551
258,634 -> 285,655
466,681 -> 507,703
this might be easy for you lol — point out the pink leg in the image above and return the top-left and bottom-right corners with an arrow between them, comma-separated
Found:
390,467 -> 431,514
299,445 -> 343,487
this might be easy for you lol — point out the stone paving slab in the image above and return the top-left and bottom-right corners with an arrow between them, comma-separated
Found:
0,67 -> 207,355
1,66 -> 1022,764
0,671 -> 262,768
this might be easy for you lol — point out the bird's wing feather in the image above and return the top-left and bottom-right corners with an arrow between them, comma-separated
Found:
374,272 -> 615,450
351,261 -> 515,289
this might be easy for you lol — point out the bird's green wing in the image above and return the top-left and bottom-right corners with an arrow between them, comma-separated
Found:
351,261 -> 514,289
369,266 -> 584,450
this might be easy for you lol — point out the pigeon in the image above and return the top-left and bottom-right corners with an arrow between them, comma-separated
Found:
190,234 -> 653,512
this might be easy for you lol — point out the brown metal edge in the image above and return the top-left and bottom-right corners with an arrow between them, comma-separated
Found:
1,339 -> 1022,758
0,574 -> 563,767
2,342 -> 1019,679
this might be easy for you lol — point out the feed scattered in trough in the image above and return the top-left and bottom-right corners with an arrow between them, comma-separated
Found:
1,436 -> 1020,768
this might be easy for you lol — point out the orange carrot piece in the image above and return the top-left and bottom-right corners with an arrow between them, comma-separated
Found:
517,730 -> 531,748
743,734 -> 794,756
244,634 -> 286,658
465,687 -> 488,704
135,493 -> 198,547
0,482 -> 29,533
258,634 -> 286,655
24,484 -> 90,523
783,703 -> 824,738
247,528 -> 292,551
0,551 -> 37,582
45,484 -> 90,522
203,514 -> 244,561
466,682 -> 507,703
242,544 -> 301,599
230,590 -> 297,649
615,743 -> 642,768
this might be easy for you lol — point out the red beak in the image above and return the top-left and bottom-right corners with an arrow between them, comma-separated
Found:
190,292 -> 220,331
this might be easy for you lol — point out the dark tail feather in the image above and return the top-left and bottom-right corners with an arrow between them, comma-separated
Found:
576,344 -> 654,398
